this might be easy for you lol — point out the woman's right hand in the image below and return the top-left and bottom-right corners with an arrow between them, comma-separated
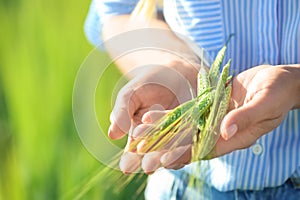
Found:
108,63 -> 198,174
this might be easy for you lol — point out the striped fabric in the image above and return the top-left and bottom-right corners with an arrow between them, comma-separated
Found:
85,0 -> 300,191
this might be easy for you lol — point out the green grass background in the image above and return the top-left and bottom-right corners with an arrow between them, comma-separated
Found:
0,0 -> 145,199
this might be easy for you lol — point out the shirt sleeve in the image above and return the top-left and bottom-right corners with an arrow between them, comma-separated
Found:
84,0 -> 139,48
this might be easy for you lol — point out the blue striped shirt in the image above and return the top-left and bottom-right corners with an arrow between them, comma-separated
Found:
85,0 -> 300,191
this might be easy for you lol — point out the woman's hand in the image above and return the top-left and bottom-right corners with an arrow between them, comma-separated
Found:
108,62 -> 198,174
120,109 -> 193,174
109,62 -> 197,139
214,65 -> 300,157
116,64 -> 300,173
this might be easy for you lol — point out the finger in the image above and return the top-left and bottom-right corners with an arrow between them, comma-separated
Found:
164,125 -> 194,149
160,145 -> 191,169
212,129 -> 257,158
131,124 -> 152,139
109,86 -> 138,139
122,122 -> 142,153
135,122 -> 194,154
141,110 -> 169,124
136,139 -> 147,154
108,123 -> 128,140
141,150 -> 166,174
119,151 -> 142,174
124,135 -> 138,152
170,164 -> 185,170
125,124 -> 152,153
215,137 -> 241,157
220,93 -> 272,140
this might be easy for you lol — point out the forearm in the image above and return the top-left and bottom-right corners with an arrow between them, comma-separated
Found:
102,15 -> 199,88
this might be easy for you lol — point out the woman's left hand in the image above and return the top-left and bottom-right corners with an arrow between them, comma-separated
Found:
214,64 -> 300,157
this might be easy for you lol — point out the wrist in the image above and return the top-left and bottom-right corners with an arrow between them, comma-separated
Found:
155,58 -> 199,104
280,64 -> 300,109
167,59 -> 199,91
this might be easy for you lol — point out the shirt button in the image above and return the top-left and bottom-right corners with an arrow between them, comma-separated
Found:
251,144 -> 263,155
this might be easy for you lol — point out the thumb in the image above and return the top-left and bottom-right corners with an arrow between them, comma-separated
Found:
220,95 -> 268,140
108,85 -> 138,139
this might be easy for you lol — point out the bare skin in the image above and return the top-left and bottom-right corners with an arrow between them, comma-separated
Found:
102,15 -> 199,141
117,64 -> 300,174
215,65 -> 300,156
102,15 -> 300,174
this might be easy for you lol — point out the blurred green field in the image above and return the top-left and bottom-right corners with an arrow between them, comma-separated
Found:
0,0 -> 145,199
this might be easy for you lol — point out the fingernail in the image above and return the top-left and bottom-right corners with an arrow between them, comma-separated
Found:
141,114 -> 151,123
160,154 -> 167,165
108,125 -> 113,135
224,124 -> 238,140
132,126 -> 142,138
